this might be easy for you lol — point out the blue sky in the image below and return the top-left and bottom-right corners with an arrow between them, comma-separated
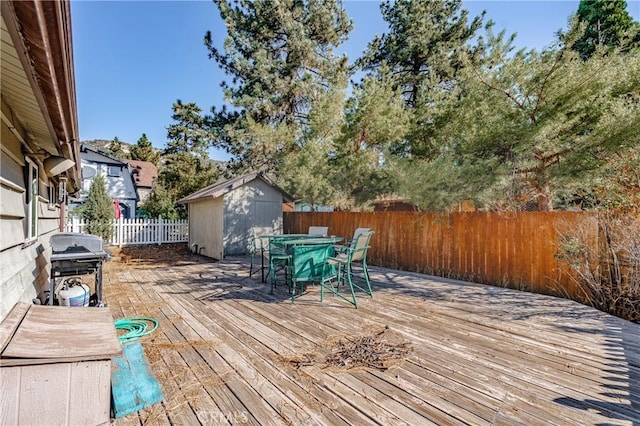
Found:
71,1 -> 640,161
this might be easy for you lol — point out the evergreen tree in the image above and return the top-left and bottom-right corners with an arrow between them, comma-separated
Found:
82,175 -> 114,242
395,28 -> 640,211
140,180 -> 179,220
329,71 -> 410,208
357,0 -> 485,159
157,153 -> 220,219
279,140 -> 335,211
359,0 -> 485,109
130,133 -> 160,165
278,69 -> 348,208
571,0 -> 640,59
157,101 -> 222,219
165,100 -> 212,158
205,0 -> 352,172
108,136 -> 129,159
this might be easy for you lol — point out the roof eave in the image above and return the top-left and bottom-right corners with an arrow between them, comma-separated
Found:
1,0 -> 80,190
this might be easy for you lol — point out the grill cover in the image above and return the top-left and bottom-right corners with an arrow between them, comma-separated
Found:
51,233 -> 109,261
52,232 -> 104,253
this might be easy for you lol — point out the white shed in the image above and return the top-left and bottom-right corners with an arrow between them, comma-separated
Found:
178,172 -> 293,259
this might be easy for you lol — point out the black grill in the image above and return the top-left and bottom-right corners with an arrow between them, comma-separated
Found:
50,233 -> 110,306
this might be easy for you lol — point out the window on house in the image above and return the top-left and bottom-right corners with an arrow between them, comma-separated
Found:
25,157 -> 38,240
82,166 -> 96,179
108,165 -> 121,177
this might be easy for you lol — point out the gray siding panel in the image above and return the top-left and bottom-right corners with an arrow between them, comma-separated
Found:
0,122 -> 61,319
223,179 -> 283,255
0,237 -> 53,319
0,146 -> 24,187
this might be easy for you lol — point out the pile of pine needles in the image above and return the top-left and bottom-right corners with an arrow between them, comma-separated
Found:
323,326 -> 412,371
280,326 -> 412,372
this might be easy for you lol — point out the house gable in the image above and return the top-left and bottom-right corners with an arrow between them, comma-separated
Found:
70,144 -> 139,218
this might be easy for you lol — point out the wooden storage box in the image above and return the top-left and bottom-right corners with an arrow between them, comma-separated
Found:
0,303 -> 122,425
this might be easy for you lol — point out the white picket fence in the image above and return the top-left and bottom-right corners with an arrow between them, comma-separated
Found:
66,217 -> 188,247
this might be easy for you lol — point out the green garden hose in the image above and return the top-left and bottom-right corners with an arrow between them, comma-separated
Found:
114,317 -> 159,342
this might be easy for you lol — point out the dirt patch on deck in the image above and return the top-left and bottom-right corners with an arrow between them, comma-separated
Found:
107,243 -> 208,271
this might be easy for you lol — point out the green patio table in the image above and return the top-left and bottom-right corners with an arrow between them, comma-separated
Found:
277,237 -> 343,302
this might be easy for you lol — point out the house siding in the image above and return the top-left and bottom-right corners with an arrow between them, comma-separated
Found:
0,120 -> 60,319
223,179 -> 284,256
1,128 -> 27,251
1,0 -> 82,325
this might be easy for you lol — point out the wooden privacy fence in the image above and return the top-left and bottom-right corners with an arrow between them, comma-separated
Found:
66,217 -> 188,247
284,211 -> 599,298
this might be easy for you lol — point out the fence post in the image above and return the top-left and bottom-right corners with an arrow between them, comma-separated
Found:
157,217 -> 163,245
117,217 -> 123,247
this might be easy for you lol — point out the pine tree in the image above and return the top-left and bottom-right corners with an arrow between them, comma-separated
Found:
108,136 -> 129,159
130,133 -> 160,165
82,175 -> 114,242
140,180 -> 179,220
157,153 -> 220,219
205,0 -> 352,172
357,0 -> 485,159
165,100 -> 212,158
328,71 -> 410,208
157,101 -> 222,219
359,0 -> 485,109
395,28 -> 640,211
571,0 -> 639,59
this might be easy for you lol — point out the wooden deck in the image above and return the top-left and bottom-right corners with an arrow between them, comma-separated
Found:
105,253 -> 640,425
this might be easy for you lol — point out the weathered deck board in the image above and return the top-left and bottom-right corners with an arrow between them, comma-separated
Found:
106,256 -> 640,425
158,278 -> 391,425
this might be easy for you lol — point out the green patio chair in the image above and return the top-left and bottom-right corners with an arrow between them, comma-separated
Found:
249,226 -> 273,282
334,227 -> 371,255
321,231 -> 374,308
269,238 -> 291,294
308,226 -> 329,236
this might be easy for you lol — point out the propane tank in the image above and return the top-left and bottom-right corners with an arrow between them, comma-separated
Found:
58,278 -> 90,307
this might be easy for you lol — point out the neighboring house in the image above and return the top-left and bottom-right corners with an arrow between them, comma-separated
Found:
69,144 -> 139,219
179,172 -> 293,259
373,197 -> 419,212
127,159 -> 157,206
0,1 -> 81,319
294,202 -> 334,212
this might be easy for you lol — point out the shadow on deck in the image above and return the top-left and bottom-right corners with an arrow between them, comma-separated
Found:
106,254 -> 640,425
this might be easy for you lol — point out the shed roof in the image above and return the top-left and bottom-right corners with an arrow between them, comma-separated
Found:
178,172 -> 293,204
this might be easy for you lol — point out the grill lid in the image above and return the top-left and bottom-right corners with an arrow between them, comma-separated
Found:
51,232 -> 104,253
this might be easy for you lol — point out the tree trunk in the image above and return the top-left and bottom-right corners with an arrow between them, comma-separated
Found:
537,183 -> 554,211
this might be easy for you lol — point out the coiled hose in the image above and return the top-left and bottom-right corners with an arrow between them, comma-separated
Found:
114,317 -> 158,342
